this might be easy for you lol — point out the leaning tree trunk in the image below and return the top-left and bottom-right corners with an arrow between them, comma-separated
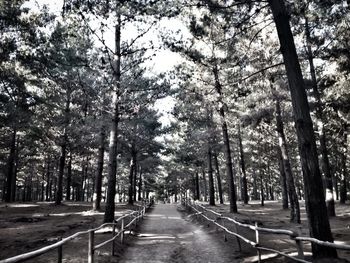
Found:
5,128 -> 16,202
238,125 -> 249,204
213,153 -> 224,204
304,14 -> 335,217
104,12 -> 121,223
268,0 -> 337,258
207,147 -> 215,205
93,126 -> 105,211
213,65 -> 237,213
275,99 -> 300,223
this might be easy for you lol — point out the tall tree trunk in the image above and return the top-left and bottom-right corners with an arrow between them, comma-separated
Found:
10,136 -> 19,202
268,0 -> 337,258
213,65 -> 237,213
5,128 -> 17,202
104,12 -> 121,223
252,170 -> 259,200
278,147 -> 289,209
304,13 -> 335,217
195,170 -> 200,200
207,147 -> 215,205
66,154 -> 72,201
340,123 -> 348,204
213,153 -> 224,204
133,158 -> 137,202
138,167 -> 142,201
275,99 -> 300,223
56,87 -> 71,205
201,167 -> 207,202
238,125 -> 249,204
93,127 -> 105,211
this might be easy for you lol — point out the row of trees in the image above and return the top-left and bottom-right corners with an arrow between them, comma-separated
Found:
164,0 -> 349,260
0,0 -> 349,260
0,0 -> 168,221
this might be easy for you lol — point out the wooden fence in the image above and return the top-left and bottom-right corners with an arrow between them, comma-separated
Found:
184,199 -> 350,263
0,203 -> 150,263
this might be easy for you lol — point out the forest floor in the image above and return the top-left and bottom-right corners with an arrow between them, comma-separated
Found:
0,201 -> 141,262
0,200 -> 349,262
196,200 -> 350,262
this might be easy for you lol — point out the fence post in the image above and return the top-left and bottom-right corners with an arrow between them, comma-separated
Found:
255,222 -> 261,263
88,231 -> 95,263
294,227 -> 304,259
57,241 -> 62,263
121,215 -> 125,244
112,221 -> 116,256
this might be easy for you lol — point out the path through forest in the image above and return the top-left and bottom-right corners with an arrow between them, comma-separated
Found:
118,203 -> 245,263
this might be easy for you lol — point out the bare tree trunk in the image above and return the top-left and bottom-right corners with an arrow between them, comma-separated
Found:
268,0 -> 337,258
93,127 -> 105,211
278,147 -> 289,209
133,158 -> 137,202
238,125 -> 248,204
138,167 -> 142,201
213,153 -> 224,204
56,87 -> 71,205
201,167 -> 208,202
66,154 -> 72,201
340,123 -> 348,204
104,12 -> 121,223
5,128 -> 16,202
304,14 -> 335,217
195,170 -> 200,200
207,147 -> 215,205
213,65 -> 237,213
275,99 -> 300,223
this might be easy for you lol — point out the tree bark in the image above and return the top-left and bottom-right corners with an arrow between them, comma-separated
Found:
278,147 -> 289,209
340,123 -> 348,204
275,99 -> 300,223
213,65 -> 237,213
55,86 -> 71,205
195,170 -> 200,200
93,127 -> 105,211
104,12 -> 121,223
304,14 -> 335,217
66,154 -> 72,201
138,167 -> 142,201
213,152 -> 224,204
238,125 -> 249,204
201,167 -> 208,202
207,147 -> 215,205
268,0 -> 337,258
5,128 -> 16,202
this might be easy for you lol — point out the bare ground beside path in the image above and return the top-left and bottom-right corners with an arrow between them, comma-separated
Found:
118,203 -> 253,263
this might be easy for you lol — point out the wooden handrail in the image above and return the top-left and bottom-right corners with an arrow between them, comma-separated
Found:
184,199 -> 350,262
0,203 -> 150,263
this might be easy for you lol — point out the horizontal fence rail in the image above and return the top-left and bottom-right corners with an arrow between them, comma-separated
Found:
183,199 -> 350,263
0,202 -> 151,263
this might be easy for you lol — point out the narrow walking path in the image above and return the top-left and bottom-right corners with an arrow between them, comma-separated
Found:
119,203 -> 242,263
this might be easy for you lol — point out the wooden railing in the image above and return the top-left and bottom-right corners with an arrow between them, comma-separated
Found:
0,202 -> 151,263
183,199 -> 350,263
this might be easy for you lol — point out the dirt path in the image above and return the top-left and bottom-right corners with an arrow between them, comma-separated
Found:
119,203 -> 245,263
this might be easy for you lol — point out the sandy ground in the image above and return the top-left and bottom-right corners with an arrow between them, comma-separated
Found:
117,203 -> 253,263
0,202 -> 140,262
195,200 -> 350,262
1,200 -> 349,262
